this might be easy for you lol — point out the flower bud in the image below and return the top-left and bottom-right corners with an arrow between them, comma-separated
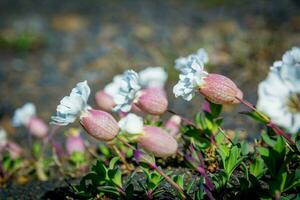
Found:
165,115 -> 181,137
138,125 -> 178,157
136,88 -> 168,115
95,90 -> 116,112
66,129 -> 85,155
202,99 -> 211,113
80,109 -> 119,141
199,73 -> 243,104
27,117 -> 48,138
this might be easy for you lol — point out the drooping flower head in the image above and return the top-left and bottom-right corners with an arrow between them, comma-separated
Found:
113,70 -> 141,113
139,66 -> 168,88
113,70 -> 168,115
173,54 -> 243,104
51,81 -> 119,141
175,48 -> 209,72
257,47 -> 300,134
12,102 -> 36,127
51,81 -> 90,126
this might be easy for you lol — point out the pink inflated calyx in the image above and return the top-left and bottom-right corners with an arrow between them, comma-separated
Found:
136,88 -> 168,115
80,109 -> 119,141
66,131 -> 85,155
138,125 -> 178,157
199,73 -> 243,105
95,90 -> 116,112
27,117 -> 48,138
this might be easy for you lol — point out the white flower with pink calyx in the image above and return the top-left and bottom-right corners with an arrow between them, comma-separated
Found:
175,48 -> 209,72
51,81 -> 119,141
113,70 -> 168,115
12,103 -> 48,138
173,55 -> 243,104
12,102 -> 36,127
139,66 -> 168,88
257,47 -> 300,134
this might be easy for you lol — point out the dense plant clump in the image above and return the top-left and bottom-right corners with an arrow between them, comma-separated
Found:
1,47 -> 299,199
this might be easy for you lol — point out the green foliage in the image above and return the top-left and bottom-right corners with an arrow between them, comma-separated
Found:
217,145 -> 245,182
139,168 -> 165,199
72,157 -> 132,199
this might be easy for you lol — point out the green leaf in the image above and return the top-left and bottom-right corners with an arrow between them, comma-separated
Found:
240,110 -> 269,124
283,169 -> 300,192
109,157 -> 120,169
33,142 -> 41,158
98,186 -> 120,197
99,143 -> 111,157
261,131 -> 276,147
249,157 -> 265,178
208,100 -> 222,118
108,168 -> 123,187
92,160 -> 107,178
172,175 -> 184,189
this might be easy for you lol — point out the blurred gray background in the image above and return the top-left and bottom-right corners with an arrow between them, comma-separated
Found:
1,0 -> 300,135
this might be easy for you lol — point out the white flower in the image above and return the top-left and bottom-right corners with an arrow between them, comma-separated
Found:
139,67 -> 168,88
118,113 -> 144,134
257,47 -> 300,134
113,70 -> 141,113
51,81 -> 90,126
271,47 -> 300,87
173,55 -> 208,101
104,74 -> 123,98
12,103 -> 36,127
175,48 -> 209,72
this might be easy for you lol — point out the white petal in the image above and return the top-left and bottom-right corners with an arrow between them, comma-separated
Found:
51,81 -> 90,126
12,102 -> 36,126
118,113 -> 144,134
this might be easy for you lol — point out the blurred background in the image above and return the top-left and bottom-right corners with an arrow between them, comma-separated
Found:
1,0 -> 300,136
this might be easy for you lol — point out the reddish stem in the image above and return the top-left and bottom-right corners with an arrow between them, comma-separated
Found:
236,97 -> 295,146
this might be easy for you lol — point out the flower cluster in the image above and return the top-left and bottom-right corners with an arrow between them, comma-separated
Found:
257,47 -> 300,134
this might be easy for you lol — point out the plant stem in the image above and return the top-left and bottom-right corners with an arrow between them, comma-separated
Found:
110,143 -> 133,171
236,97 -> 295,146
151,165 -> 186,199
115,135 -> 187,199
